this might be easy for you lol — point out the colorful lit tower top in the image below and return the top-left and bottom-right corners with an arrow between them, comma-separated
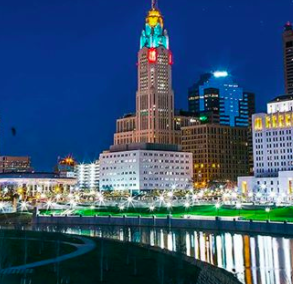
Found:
140,0 -> 169,50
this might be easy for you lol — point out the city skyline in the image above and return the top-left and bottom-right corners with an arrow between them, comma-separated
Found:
0,0 -> 292,170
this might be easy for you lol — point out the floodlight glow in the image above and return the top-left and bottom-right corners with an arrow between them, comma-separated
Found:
213,71 -> 228,78
270,192 -> 275,198
265,207 -> 271,213
167,192 -> 173,198
232,192 -> 237,199
0,202 -> 5,210
256,192 -> 262,198
90,205 -> 95,210
70,200 -> 77,207
21,201 -> 28,211
184,202 -> 190,208
127,197 -> 133,203
56,194 -> 61,200
149,205 -> 155,211
99,196 -> 104,202
236,203 -> 242,209
248,192 -> 253,198
166,202 -> 172,208
119,205 -> 125,211
215,203 -> 221,209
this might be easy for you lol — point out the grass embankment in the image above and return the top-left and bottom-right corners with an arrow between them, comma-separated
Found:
40,205 -> 293,222
1,230 -> 202,284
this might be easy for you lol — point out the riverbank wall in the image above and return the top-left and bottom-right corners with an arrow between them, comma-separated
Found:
33,214 -> 293,236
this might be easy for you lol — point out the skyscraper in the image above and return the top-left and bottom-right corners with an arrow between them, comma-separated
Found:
188,71 -> 255,128
283,22 -> 293,95
114,0 -> 175,145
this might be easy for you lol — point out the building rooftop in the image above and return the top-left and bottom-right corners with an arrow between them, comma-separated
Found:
0,172 -> 76,180
109,143 -> 181,153
269,95 -> 293,103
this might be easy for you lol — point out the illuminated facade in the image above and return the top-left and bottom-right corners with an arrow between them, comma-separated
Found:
76,161 -> 100,190
182,124 -> 249,187
99,143 -> 193,192
238,95 -> 293,201
283,22 -> 293,95
0,172 -> 76,196
114,1 -> 175,145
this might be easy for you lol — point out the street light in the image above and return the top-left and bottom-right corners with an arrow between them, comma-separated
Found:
265,207 -> 271,221
236,202 -> 242,216
215,203 -> 221,217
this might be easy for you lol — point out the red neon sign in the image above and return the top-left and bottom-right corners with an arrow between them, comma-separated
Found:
148,48 -> 157,63
169,51 -> 173,65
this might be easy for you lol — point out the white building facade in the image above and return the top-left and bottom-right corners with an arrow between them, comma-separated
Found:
99,144 -> 193,192
238,95 -> 293,201
76,161 -> 100,190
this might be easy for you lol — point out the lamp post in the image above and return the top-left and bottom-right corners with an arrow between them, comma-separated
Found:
265,207 -> 271,221
236,202 -> 242,217
215,203 -> 221,217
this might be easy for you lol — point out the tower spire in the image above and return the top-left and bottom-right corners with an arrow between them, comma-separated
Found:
152,0 -> 157,9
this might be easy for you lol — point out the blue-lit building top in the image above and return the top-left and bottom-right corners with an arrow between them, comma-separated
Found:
188,71 -> 254,127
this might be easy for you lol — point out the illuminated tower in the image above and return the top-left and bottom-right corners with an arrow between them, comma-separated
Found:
136,0 -> 175,144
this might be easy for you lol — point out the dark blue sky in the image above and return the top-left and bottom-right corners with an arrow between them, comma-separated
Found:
0,0 -> 292,171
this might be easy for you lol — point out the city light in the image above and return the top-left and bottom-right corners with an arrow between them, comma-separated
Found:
0,202 -> 5,211
184,202 -> 190,208
149,205 -> 155,211
213,71 -> 228,78
119,205 -> 125,211
236,203 -> 242,209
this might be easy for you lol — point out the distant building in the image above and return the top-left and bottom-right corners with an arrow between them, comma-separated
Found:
182,124 -> 249,188
76,161 -> 100,190
56,156 -> 76,178
188,72 -> 255,176
283,22 -> 293,95
188,71 -> 255,128
99,143 -> 193,192
0,156 -> 32,173
238,95 -> 293,201
0,172 -> 76,196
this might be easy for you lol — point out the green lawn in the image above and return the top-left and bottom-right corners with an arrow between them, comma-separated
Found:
40,205 -> 293,222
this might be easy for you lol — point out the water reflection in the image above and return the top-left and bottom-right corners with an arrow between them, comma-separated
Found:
36,225 -> 293,284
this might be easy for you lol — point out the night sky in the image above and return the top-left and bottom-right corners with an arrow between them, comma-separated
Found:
0,0 -> 292,171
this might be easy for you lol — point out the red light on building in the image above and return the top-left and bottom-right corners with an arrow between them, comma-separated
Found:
148,48 -> 157,63
169,51 -> 173,65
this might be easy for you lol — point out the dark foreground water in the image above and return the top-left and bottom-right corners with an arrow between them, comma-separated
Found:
34,225 -> 293,284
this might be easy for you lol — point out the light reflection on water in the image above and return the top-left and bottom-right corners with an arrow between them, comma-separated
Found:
37,225 -> 293,284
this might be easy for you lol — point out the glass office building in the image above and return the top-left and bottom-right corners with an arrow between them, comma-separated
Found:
188,71 -> 254,127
